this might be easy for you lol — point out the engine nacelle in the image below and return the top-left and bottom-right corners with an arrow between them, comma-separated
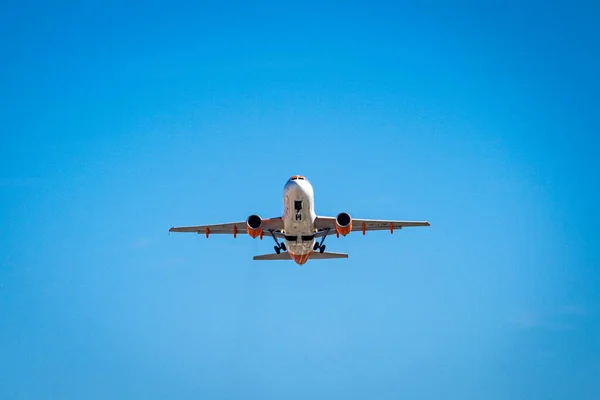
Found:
335,212 -> 352,236
246,214 -> 263,238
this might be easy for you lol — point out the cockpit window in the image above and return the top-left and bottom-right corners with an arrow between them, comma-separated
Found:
290,175 -> 306,180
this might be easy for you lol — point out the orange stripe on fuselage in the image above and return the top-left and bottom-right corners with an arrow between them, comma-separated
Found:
289,251 -> 312,266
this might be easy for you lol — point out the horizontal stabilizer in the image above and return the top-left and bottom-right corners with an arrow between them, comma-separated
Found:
309,252 -> 348,259
253,252 -> 292,261
253,251 -> 348,261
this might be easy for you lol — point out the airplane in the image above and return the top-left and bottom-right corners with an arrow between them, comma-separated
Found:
169,175 -> 430,266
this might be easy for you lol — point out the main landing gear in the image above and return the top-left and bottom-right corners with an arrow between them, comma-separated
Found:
269,230 -> 287,254
274,243 -> 287,254
313,229 -> 329,254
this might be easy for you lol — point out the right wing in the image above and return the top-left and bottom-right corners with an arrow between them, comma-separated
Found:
169,217 -> 284,237
314,216 -> 430,236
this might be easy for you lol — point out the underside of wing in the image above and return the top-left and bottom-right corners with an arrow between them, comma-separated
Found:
169,217 -> 284,237
351,218 -> 431,231
314,216 -> 430,235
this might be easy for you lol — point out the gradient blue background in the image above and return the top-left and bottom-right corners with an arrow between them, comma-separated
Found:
1,1 -> 599,399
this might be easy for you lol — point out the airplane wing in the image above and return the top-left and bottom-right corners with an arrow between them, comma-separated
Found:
314,216 -> 430,235
169,217 -> 284,237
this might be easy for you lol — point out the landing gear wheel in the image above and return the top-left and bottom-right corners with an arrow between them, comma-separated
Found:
268,230 -> 286,253
315,230 -> 329,253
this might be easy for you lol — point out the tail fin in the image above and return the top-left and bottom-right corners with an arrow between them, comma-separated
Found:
253,252 -> 348,261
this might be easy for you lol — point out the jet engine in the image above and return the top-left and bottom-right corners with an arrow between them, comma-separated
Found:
246,214 -> 263,238
335,212 -> 352,236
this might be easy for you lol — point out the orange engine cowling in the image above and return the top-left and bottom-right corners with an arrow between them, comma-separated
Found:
246,214 -> 263,238
335,212 -> 352,236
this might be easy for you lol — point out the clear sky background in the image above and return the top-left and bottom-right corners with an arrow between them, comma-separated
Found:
1,1 -> 599,399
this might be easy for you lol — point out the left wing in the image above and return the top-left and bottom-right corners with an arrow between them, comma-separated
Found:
314,216 -> 430,236
169,217 -> 284,237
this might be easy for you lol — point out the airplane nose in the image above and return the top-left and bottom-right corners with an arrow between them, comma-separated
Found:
285,176 -> 312,199
285,179 -> 301,190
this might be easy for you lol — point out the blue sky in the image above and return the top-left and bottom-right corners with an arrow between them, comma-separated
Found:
1,1 -> 599,399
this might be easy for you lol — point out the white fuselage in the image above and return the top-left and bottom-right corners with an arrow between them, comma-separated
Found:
282,178 -> 317,264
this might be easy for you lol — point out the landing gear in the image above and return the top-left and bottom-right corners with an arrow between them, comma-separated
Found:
314,242 -> 326,253
313,229 -> 329,253
269,230 -> 286,254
